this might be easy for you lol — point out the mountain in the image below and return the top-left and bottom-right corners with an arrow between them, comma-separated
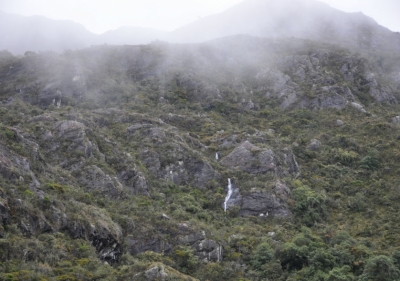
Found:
0,11 -> 168,55
96,26 -> 169,46
2,0 -> 400,55
1,1 -> 400,280
171,0 -> 400,52
0,11 -> 95,54
0,34 -> 400,279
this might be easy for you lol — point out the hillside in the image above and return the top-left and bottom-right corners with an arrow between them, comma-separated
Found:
0,35 -> 400,280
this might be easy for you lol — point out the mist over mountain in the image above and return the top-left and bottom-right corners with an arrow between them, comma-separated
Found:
2,0 -> 400,280
170,0 -> 400,51
0,10 -> 94,54
1,0 -> 400,55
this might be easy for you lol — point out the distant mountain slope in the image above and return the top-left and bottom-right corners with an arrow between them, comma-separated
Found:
1,0 -> 400,55
96,26 -> 169,46
0,11 -> 95,54
170,0 -> 400,52
0,11 -> 168,54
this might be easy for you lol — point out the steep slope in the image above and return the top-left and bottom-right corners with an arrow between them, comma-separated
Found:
1,36 -> 400,280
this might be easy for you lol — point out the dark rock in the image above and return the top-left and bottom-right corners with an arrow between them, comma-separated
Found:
64,201 -> 123,263
128,238 -> 172,255
39,83 -> 62,108
119,168 -> 150,196
240,182 -> 292,218
178,230 -> 223,262
0,199 -> 10,226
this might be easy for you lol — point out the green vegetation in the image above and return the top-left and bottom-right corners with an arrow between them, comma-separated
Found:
0,36 -> 399,280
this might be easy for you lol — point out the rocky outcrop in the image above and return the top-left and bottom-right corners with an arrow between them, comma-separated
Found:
221,141 -> 299,177
225,180 -> 292,218
178,230 -> 223,262
77,165 -> 124,198
127,238 -> 172,255
365,73 -> 397,104
65,201 -> 123,263
53,120 -> 94,156
39,83 -> 62,108
240,181 -> 292,218
350,102 -> 367,113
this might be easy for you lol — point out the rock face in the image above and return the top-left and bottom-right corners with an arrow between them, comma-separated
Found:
221,141 -> 300,177
178,230 -> 223,262
77,165 -> 124,198
240,181 -> 292,218
225,180 -> 292,218
127,238 -> 172,255
65,201 -> 123,263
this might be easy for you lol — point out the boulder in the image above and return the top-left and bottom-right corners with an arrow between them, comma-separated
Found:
336,119 -> 344,126
350,102 -> 366,113
221,141 -> 299,177
307,139 -> 321,151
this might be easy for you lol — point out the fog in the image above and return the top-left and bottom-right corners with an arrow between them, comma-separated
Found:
0,0 -> 400,55
0,0 -> 399,34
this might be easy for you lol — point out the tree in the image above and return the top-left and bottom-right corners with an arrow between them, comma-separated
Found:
359,255 -> 400,281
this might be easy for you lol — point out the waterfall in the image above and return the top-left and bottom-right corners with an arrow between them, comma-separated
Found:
224,178 -> 233,212
215,152 -> 219,160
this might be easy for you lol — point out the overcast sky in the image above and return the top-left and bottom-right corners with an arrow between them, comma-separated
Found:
0,0 -> 399,34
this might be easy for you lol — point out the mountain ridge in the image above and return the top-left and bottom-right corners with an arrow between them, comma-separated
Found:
1,0 -> 400,54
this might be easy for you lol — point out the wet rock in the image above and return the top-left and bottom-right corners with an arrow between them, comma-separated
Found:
223,179 -> 242,211
225,181 -> 292,218
307,139 -> 321,151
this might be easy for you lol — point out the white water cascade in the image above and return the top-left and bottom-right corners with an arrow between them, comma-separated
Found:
224,178 -> 233,213
215,153 -> 219,160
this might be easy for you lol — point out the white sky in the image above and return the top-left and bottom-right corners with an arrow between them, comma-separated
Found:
0,0 -> 399,34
